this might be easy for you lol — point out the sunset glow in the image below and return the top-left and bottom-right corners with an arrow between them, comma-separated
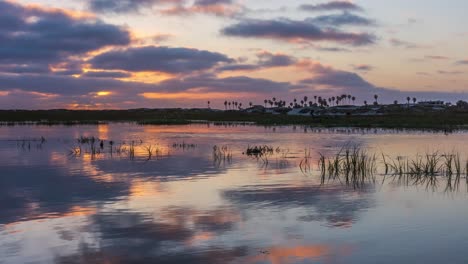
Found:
0,0 -> 467,109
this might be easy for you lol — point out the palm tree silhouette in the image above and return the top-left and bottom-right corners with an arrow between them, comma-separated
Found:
207,101 -> 210,109
412,97 -> 417,104
264,99 -> 267,108
224,101 -> 227,110
374,94 -> 378,105
352,96 -> 356,105
249,102 -> 253,107
406,96 -> 411,108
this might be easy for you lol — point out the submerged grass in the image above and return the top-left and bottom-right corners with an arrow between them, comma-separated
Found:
318,145 -> 376,187
213,145 -> 232,167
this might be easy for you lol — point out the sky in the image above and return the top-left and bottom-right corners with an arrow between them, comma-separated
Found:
0,0 -> 467,109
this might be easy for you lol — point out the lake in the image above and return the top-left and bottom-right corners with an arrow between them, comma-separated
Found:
1,123 -> 468,264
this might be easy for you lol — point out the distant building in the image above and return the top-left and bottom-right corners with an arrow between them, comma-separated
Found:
417,100 -> 445,106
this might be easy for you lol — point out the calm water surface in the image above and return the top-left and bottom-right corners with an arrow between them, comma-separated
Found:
1,124 -> 468,264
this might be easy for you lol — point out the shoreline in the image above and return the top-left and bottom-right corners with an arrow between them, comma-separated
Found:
1,108 -> 468,130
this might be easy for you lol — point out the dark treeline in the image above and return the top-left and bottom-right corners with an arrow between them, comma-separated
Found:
2,107 -> 468,129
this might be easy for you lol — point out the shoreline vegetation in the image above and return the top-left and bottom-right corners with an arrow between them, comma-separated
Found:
1,101 -> 468,129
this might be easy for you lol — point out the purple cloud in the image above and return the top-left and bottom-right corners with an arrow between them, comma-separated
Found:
299,1 -> 363,12
87,0 -> 184,14
0,0 -> 130,80
307,12 -> 375,27
456,60 -> 468,65
90,46 -> 233,73
217,52 -> 296,72
222,18 -> 376,46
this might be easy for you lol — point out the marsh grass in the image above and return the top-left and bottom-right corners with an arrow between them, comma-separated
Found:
213,145 -> 232,167
381,151 -> 468,192
318,146 -> 376,187
143,145 -> 155,160
299,149 -> 312,173
244,145 -> 276,166
172,142 -> 197,150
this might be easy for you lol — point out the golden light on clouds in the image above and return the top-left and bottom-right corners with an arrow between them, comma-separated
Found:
124,71 -> 173,83
96,91 -> 112,96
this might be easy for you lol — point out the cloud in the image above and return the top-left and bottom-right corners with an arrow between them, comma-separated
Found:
307,12 -> 375,27
455,60 -> 468,65
0,70 -> 293,109
300,65 -> 375,91
351,64 -> 374,72
87,0 -> 183,14
299,1 -> 363,12
217,51 -> 296,72
314,46 -> 351,52
0,64 -> 50,74
81,71 -> 133,78
389,38 -> 428,49
222,18 -> 376,46
160,0 -> 242,17
195,0 -> 233,6
425,55 -> 450,60
437,70 -> 463,75
0,0 -> 130,76
154,74 -> 292,93
296,61 -> 465,103
90,46 -> 233,73
416,72 -> 431,76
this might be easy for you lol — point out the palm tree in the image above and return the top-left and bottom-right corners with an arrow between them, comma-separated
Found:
224,101 -> 228,110
394,100 -> 398,105
347,95 -> 352,104
364,100 -> 368,107
207,101 -> 210,109
249,102 -> 253,107
374,94 -> 378,105
352,96 -> 356,105
228,102 -> 232,109
264,99 -> 267,108
314,95 -> 317,104
412,97 -> 417,104
239,103 -> 242,110
406,96 -> 411,108
303,96 -> 308,105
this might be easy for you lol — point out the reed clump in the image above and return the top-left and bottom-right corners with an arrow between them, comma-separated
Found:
213,145 -> 232,167
245,145 -> 274,157
300,149 -> 312,173
318,146 -> 376,186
